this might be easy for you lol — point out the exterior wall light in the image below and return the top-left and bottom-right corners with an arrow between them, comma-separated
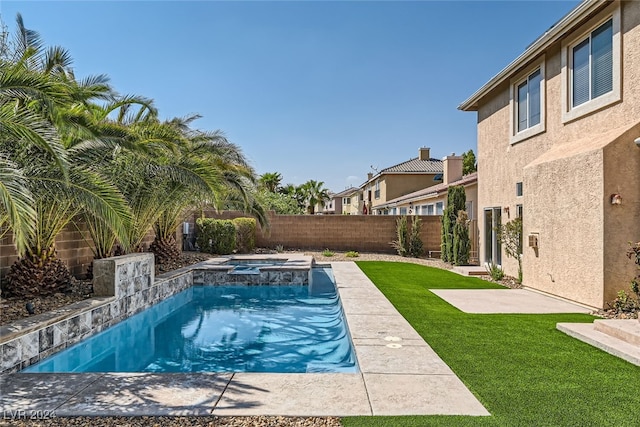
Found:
611,193 -> 622,205
635,137 -> 640,147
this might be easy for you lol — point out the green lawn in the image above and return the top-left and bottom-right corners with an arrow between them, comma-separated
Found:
341,261 -> 640,427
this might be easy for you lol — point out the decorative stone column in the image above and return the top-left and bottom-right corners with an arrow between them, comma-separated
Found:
93,253 -> 154,298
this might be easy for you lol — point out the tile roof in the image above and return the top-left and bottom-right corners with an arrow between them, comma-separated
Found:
381,157 -> 443,174
332,187 -> 359,198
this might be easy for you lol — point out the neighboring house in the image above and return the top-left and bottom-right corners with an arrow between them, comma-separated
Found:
459,0 -> 640,308
360,147 -> 444,215
326,187 -> 359,215
378,155 -> 479,261
319,193 -> 336,214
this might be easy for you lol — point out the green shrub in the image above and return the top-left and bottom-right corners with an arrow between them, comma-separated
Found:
345,251 -> 359,258
408,216 -> 423,257
391,216 -> 409,257
609,241 -> 640,315
486,261 -> 504,281
195,218 -> 236,254
322,248 -> 334,257
233,217 -> 256,253
453,210 -> 470,266
441,186 -> 466,262
392,216 -> 423,257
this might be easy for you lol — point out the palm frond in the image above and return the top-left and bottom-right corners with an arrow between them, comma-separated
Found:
0,157 -> 36,254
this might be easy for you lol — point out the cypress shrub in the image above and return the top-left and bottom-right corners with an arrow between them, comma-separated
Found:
408,216 -> 424,257
441,186 -> 466,263
453,210 -> 470,266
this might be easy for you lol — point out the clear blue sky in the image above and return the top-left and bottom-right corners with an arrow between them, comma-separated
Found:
1,0 -> 580,192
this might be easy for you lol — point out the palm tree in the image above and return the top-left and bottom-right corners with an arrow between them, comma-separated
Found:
148,117 -> 267,264
1,15 -> 131,297
259,172 -> 282,193
300,180 -> 330,215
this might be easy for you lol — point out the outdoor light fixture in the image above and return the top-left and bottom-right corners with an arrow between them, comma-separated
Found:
611,193 -> 622,205
635,137 -> 640,147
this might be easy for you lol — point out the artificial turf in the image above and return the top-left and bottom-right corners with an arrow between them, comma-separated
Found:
341,261 -> 640,427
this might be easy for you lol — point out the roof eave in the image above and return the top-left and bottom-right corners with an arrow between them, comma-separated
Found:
458,0 -> 610,112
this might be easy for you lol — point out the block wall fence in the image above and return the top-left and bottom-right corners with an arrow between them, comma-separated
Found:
192,211 -> 443,255
1,212 -> 443,281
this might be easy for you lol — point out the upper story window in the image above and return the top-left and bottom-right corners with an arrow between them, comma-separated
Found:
571,19 -> 612,108
517,69 -> 542,132
342,197 -> 351,205
435,202 -> 444,215
561,4 -> 620,123
510,59 -> 545,144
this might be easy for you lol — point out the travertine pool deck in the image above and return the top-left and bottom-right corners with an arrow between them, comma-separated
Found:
0,262 -> 490,417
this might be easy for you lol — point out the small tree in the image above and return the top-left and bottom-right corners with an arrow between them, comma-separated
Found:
497,217 -> 523,283
453,210 -> 470,266
463,149 -> 477,175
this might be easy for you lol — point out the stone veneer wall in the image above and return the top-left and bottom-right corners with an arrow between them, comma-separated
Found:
0,253 -> 192,373
193,268 -> 309,286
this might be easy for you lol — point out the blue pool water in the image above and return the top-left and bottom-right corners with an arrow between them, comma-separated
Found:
24,268 -> 358,373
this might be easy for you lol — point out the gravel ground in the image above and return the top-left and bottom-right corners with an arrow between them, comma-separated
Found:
0,416 -> 342,427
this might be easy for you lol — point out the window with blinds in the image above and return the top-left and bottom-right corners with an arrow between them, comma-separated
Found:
516,69 -> 542,132
571,19 -> 613,107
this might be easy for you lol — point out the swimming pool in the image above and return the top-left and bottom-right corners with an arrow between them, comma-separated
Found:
24,267 -> 358,373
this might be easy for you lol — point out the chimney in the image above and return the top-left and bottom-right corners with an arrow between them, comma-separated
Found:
443,153 -> 463,184
367,172 -> 373,180
418,147 -> 430,161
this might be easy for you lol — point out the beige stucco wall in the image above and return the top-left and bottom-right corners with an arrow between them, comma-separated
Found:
602,131 -> 640,304
474,0 -> 640,308
375,174 -> 440,208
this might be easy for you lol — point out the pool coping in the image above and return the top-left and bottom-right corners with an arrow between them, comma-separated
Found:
0,261 -> 490,417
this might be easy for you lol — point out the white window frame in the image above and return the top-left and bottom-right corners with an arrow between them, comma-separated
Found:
509,58 -> 545,144
561,5 -> 621,123
435,202 -> 444,215
426,204 -> 435,216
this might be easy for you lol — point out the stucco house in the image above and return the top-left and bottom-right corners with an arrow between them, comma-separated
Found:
378,155 -> 479,260
360,147 -> 444,215
320,187 -> 359,215
459,0 -> 640,308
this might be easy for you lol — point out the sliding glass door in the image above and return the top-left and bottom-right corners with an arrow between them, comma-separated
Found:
484,207 -> 502,265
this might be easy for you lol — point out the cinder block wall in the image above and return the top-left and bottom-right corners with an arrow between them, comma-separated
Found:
193,211 -> 442,254
0,224 -> 155,281
1,213 -> 443,281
